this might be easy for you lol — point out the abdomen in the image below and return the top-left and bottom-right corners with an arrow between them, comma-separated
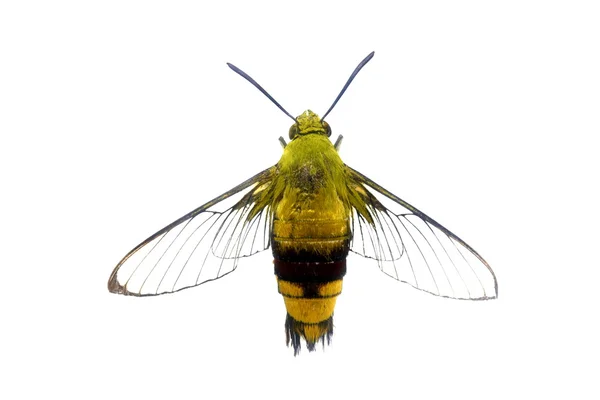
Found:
272,187 -> 351,354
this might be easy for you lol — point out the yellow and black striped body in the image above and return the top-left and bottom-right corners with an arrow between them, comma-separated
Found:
269,110 -> 352,354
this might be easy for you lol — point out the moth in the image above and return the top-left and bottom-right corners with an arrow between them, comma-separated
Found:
108,52 -> 498,355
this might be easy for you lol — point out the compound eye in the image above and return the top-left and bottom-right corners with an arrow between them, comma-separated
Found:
289,124 -> 298,140
323,121 -> 332,137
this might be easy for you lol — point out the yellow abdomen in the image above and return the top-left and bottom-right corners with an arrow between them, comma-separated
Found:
272,190 -> 350,260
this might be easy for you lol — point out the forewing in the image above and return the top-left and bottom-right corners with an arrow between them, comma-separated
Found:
108,167 -> 275,296
347,166 -> 497,300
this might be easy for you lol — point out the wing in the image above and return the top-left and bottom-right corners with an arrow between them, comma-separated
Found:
346,166 -> 498,300
108,167 -> 275,296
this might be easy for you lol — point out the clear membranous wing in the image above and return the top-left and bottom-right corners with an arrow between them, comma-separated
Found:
346,166 -> 498,300
108,167 -> 275,296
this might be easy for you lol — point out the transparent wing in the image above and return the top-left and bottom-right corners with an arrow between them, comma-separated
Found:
347,166 -> 498,300
108,167 -> 275,296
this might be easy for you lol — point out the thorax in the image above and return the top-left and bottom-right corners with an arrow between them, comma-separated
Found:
274,135 -> 348,222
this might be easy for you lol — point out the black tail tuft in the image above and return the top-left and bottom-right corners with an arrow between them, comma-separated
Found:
284,314 -> 334,356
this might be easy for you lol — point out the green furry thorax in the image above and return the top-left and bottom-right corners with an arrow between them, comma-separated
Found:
278,134 -> 347,198
248,132 -> 373,225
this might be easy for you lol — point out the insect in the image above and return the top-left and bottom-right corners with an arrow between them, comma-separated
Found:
108,52 -> 498,355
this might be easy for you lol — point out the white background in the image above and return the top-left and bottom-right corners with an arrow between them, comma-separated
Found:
2,1 -> 599,399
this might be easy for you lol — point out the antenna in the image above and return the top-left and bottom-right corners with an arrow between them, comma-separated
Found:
227,62 -> 296,122
321,51 -> 375,121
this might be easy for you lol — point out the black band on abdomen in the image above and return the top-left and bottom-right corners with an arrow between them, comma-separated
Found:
274,259 -> 347,282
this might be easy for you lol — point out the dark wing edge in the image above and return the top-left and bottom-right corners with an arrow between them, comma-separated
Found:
346,165 -> 498,301
108,167 -> 275,297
